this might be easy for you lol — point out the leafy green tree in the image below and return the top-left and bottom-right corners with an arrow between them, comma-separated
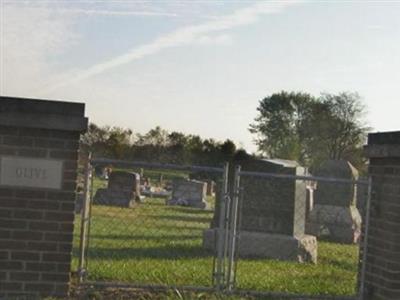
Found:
303,92 -> 369,169
249,91 -> 315,163
106,127 -> 132,159
136,126 -> 168,146
250,91 -> 369,169
219,139 -> 237,161
80,123 -> 132,159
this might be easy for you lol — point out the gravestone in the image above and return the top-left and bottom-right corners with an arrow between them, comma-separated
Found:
305,160 -> 362,244
206,180 -> 216,196
167,179 -> 209,209
356,177 -> 368,217
203,158 -> 317,263
93,171 -> 141,208
305,181 -> 317,219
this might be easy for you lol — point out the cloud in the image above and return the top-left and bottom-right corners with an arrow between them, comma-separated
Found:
366,25 -> 385,31
55,8 -> 178,17
194,34 -> 233,46
44,1 -> 303,93
0,4 -> 79,96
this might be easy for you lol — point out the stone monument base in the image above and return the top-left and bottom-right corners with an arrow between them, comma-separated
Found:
306,204 -> 362,244
93,188 -> 138,208
203,229 -> 317,263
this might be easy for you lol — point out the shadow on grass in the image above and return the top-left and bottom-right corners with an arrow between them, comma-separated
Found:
143,200 -> 167,207
317,235 -> 360,247
320,256 -> 358,272
86,244 -> 213,260
90,224 -> 206,232
160,224 -> 208,231
168,206 -> 215,215
152,215 -> 212,223
88,234 -> 200,241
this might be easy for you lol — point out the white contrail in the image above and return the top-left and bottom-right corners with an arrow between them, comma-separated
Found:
57,8 -> 178,17
45,1 -> 303,93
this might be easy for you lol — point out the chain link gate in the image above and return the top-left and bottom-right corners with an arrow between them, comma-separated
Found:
77,157 -> 232,292
228,165 -> 372,299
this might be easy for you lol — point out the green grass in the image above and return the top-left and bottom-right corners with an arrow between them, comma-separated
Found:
73,199 -> 215,286
72,178 -> 360,297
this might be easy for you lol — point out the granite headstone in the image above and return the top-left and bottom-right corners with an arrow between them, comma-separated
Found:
306,160 -> 362,244
93,171 -> 141,208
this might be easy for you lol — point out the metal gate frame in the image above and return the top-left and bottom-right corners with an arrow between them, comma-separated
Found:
77,154 -> 93,283
77,157 -> 231,291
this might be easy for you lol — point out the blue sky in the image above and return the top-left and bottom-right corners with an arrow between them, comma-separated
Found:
1,1 -> 399,152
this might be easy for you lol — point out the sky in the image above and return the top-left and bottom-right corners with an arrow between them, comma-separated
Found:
1,0 -> 400,153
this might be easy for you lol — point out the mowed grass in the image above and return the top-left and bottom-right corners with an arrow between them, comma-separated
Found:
72,179 -> 360,297
73,198 -> 216,286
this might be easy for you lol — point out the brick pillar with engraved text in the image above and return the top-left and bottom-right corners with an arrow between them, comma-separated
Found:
0,96 -> 87,299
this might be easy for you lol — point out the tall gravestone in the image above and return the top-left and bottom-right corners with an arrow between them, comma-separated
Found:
93,171 -> 141,208
0,97 -> 87,299
306,160 -> 362,244
203,158 -> 317,263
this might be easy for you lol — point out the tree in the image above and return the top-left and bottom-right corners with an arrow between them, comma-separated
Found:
249,91 -> 315,163
105,127 -> 132,158
136,126 -> 168,146
81,123 -> 247,167
80,123 -> 132,159
219,139 -> 237,160
303,92 -> 369,169
249,91 -> 369,169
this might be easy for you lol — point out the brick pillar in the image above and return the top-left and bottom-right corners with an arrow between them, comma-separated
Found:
363,131 -> 400,300
0,97 -> 87,299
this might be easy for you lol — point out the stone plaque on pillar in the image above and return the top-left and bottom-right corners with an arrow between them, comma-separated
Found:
0,156 -> 63,189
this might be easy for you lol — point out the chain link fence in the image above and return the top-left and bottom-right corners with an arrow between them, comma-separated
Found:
74,158 -> 227,290
73,158 -> 371,299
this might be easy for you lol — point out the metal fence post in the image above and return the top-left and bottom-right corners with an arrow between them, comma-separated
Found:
214,162 -> 229,291
227,165 -> 241,291
359,177 -> 373,300
78,153 -> 92,283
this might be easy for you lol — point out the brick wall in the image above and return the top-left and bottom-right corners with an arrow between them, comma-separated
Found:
0,97 -> 87,299
362,131 -> 400,300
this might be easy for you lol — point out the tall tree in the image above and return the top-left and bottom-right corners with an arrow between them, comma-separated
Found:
250,91 -> 369,169
249,91 -> 315,163
303,92 -> 369,168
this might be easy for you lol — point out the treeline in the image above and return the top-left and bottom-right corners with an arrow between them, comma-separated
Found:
80,125 -> 247,166
81,91 -> 370,172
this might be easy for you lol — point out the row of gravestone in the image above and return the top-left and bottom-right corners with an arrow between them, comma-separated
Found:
87,171 -> 215,209
85,159 -> 363,265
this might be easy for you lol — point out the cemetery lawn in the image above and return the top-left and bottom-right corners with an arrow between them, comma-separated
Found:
72,198 -> 360,297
